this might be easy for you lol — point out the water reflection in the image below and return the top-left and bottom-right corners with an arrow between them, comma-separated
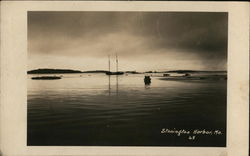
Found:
108,75 -> 151,94
108,75 -> 120,96
145,84 -> 151,89
116,75 -> 118,95
108,75 -> 111,96
27,73 -> 227,146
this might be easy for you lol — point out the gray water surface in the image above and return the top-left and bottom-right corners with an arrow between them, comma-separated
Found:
27,73 -> 226,146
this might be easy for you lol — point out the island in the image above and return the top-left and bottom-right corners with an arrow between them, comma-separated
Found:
165,70 -> 227,74
27,68 -> 111,74
81,70 -> 109,73
27,68 -> 82,74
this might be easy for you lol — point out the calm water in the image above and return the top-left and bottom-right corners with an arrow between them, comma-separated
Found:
27,73 -> 226,146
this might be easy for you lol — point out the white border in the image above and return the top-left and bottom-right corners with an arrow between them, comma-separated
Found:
1,1 -> 249,156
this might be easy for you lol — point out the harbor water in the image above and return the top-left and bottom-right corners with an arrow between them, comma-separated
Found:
27,73 -> 227,146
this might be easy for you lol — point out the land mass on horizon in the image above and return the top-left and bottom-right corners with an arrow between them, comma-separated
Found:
27,68 -> 227,74
27,69 -> 83,74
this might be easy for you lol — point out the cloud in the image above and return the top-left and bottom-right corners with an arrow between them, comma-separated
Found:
28,11 -> 228,71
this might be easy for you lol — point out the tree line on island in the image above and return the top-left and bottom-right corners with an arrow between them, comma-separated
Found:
27,68 -> 227,74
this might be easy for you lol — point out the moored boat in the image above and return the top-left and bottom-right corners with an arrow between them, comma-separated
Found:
106,53 -> 124,75
106,71 -> 124,75
31,76 -> 61,80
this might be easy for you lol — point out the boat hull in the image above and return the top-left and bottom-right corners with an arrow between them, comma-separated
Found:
105,72 -> 124,75
31,76 -> 61,80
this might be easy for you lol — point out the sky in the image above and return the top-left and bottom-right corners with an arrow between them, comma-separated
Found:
28,12 -> 228,72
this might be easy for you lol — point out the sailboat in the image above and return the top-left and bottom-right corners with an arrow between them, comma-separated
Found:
106,54 -> 124,75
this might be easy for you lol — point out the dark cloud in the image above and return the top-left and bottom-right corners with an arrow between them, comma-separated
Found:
28,11 -> 227,70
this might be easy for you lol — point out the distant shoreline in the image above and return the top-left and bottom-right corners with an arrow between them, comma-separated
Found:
27,69 -> 83,74
27,68 -> 227,74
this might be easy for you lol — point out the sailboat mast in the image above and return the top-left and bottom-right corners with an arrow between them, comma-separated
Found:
116,53 -> 118,72
108,55 -> 110,72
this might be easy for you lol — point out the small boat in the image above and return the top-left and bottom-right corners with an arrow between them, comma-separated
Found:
144,76 -> 151,85
163,73 -> 170,77
31,76 -> 61,80
184,73 -> 191,77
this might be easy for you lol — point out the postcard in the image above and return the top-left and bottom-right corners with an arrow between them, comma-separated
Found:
0,1 -> 249,156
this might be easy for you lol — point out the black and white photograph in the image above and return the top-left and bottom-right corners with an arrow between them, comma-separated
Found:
27,11 -> 228,146
1,1 -> 250,156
